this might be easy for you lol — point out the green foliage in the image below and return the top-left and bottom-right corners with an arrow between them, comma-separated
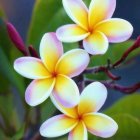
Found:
28,0 -> 66,48
103,94 -> 140,140
0,19 -> 13,57
41,99 -> 56,122
89,94 -> 140,140
0,47 -> 25,94
0,9 -> 26,139
92,114 -> 140,140
105,94 -> 140,119
89,41 -> 138,67
0,130 -> 8,140
0,94 -> 22,137
11,125 -> 25,140
0,0 -> 140,139
27,0 -> 84,51
0,6 -> 5,18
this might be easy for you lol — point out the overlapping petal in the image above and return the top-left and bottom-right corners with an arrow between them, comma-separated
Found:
56,49 -> 89,77
25,78 -> 55,106
68,121 -> 87,140
89,0 -> 116,29
78,82 -> 107,115
56,24 -> 90,42
95,18 -> 133,42
40,114 -> 78,137
50,95 -> 78,118
40,33 -> 63,73
62,0 -> 88,30
83,31 -> 108,55
52,74 -> 80,108
83,113 -> 118,138
14,57 -> 51,79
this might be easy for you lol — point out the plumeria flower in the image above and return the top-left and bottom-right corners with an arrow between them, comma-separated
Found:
14,33 -> 89,107
40,82 -> 118,139
56,0 -> 133,55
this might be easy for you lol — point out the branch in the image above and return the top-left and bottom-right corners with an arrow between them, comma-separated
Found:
85,66 -> 121,80
85,79 -> 140,94
84,36 -> 140,79
103,82 -> 140,94
113,36 -> 140,67
30,132 -> 42,140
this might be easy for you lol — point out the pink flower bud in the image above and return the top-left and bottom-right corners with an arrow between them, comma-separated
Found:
7,22 -> 28,55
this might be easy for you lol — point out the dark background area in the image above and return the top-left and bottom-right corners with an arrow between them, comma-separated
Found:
0,0 -> 140,40
0,0 -> 140,108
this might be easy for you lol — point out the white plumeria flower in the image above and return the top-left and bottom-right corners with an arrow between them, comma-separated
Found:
40,82 -> 118,139
56,0 -> 133,55
14,33 -> 89,107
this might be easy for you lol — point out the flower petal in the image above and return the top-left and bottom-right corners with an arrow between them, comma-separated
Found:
95,18 -> 133,42
50,95 -> 78,118
68,121 -> 87,140
89,0 -> 116,29
78,82 -> 107,115
83,113 -> 118,138
14,57 -> 51,79
52,74 -> 80,108
62,0 -> 88,30
56,24 -> 90,42
83,31 -> 108,55
25,78 -> 55,106
40,114 -> 78,138
56,49 -> 89,77
40,33 -> 63,73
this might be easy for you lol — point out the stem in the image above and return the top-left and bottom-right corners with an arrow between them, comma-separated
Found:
85,79 -> 140,94
103,82 -> 140,94
77,75 -> 85,92
85,66 -> 121,80
113,36 -> 140,67
28,45 -> 39,58
84,36 -> 140,80
30,132 -> 42,140
79,41 -> 84,49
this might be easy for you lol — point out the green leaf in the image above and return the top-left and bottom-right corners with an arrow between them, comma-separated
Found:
85,73 -> 109,81
92,114 -> 140,140
0,129 -> 8,140
89,94 -> 140,140
0,94 -> 21,136
27,0 -> 63,48
105,94 -> 140,119
0,19 -> 13,57
0,6 -> 5,18
0,46 -> 25,95
27,0 -> 93,50
41,99 -> 56,122
0,73 -> 9,92
11,124 -> 25,140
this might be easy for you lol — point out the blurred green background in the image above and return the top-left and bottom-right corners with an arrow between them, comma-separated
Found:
0,0 -> 140,139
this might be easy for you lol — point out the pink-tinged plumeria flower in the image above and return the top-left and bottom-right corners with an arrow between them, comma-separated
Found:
40,82 -> 118,139
14,33 -> 90,107
56,0 -> 133,55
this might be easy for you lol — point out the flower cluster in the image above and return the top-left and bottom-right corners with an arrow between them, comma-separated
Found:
13,0 -> 133,139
